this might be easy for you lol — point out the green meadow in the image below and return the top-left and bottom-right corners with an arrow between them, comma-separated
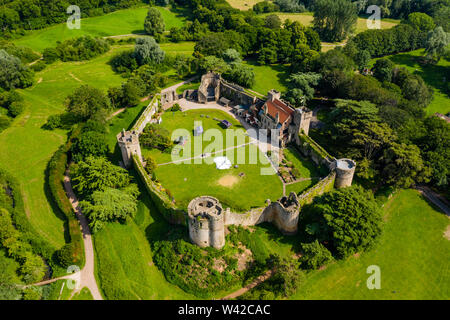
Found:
243,60 -> 290,95
13,6 -> 186,52
0,40 -> 194,248
291,189 -> 450,299
0,47 -> 129,248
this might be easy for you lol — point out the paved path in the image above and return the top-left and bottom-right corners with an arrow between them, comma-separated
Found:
62,171 -> 104,300
161,75 -> 199,94
415,185 -> 450,216
27,172 -> 103,299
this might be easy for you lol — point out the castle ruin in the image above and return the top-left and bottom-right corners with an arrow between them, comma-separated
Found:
118,74 -> 357,250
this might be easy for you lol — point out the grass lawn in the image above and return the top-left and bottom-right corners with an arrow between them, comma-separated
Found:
285,179 -> 318,196
291,189 -> 450,299
154,144 -> 282,211
142,109 -> 250,164
175,81 -> 201,95
243,60 -> 290,94
160,41 -> 195,56
13,6 -> 186,52
371,49 -> 450,115
71,287 -> 94,300
141,109 -> 283,211
93,217 -> 197,299
283,146 -> 326,179
0,46 -> 132,248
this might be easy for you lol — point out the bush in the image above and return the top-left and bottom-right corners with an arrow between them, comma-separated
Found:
0,114 -> 11,132
55,243 -> 78,268
43,114 -> 62,130
30,60 -> 46,72
7,101 -> 24,117
54,36 -> 110,62
43,48 -> 58,64
167,103 -> 181,112
300,240 -> 333,269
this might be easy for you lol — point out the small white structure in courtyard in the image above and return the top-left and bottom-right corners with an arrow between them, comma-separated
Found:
214,156 -> 232,170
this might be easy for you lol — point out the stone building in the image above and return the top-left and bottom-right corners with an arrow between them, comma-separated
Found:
187,196 -> 225,249
334,159 -> 356,188
117,129 -> 141,168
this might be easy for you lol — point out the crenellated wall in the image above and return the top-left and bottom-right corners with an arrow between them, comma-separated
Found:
118,74 -> 357,250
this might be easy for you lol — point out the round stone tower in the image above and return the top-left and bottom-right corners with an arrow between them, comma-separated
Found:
334,158 -> 356,188
187,196 -> 225,249
117,129 -> 142,168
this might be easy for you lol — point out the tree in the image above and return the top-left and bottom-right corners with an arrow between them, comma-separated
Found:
223,62 -> 255,87
65,85 -> 110,121
407,12 -> 436,32
264,14 -> 282,29
416,117 -> 450,187
253,1 -> 279,14
140,123 -> 173,151
372,58 -> 395,82
70,130 -> 108,162
284,72 -> 321,106
144,7 -> 165,37
198,56 -> 229,74
267,255 -> 304,297
80,187 -> 139,232
71,156 -> 133,199
354,50 -> 371,72
134,37 -> 165,66
222,48 -> 241,63
300,186 -> 383,259
381,142 -> 430,188
313,0 -> 357,42
145,155 -> 157,175
300,240 -> 333,269
0,50 -> 33,90
424,27 -> 450,62
433,6 -> 450,32
274,0 -> 306,13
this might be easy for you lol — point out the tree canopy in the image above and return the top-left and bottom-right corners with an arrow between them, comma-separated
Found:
144,7 -> 165,37
313,0 -> 357,42
300,185 -> 383,259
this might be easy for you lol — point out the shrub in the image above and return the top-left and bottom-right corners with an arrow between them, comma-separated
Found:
7,101 -> 24,117
43,48 -> 58,64
300,240 -> 333,269
0,114 -> 11,132
30,60 -> 46,72
44,114 -> 62,130
55,243 -> 78,268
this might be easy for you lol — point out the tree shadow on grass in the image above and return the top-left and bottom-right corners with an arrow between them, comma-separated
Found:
255,222 -> 303,254
126,167 -> 187,246
389,53 -> 449,94
43,164 -> 71,244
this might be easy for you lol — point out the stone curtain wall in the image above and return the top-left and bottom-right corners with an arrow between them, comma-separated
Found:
219,80 -> 259,107
224,202 -> 299,235
132,95 -> 160,134
132,154 -> 186,225
297,172 -> 336,207
296,133 -> 335,169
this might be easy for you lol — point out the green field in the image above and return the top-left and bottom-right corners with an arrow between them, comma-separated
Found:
0,47 -> 134,248
142,109 -> 284,211
13,6 -> 186,52
243,60 -> 289,94
371,49 -> 450,115
291,189 -> 450,299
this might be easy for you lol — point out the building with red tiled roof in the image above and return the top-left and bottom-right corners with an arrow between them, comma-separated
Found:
258,90 -> 296,145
